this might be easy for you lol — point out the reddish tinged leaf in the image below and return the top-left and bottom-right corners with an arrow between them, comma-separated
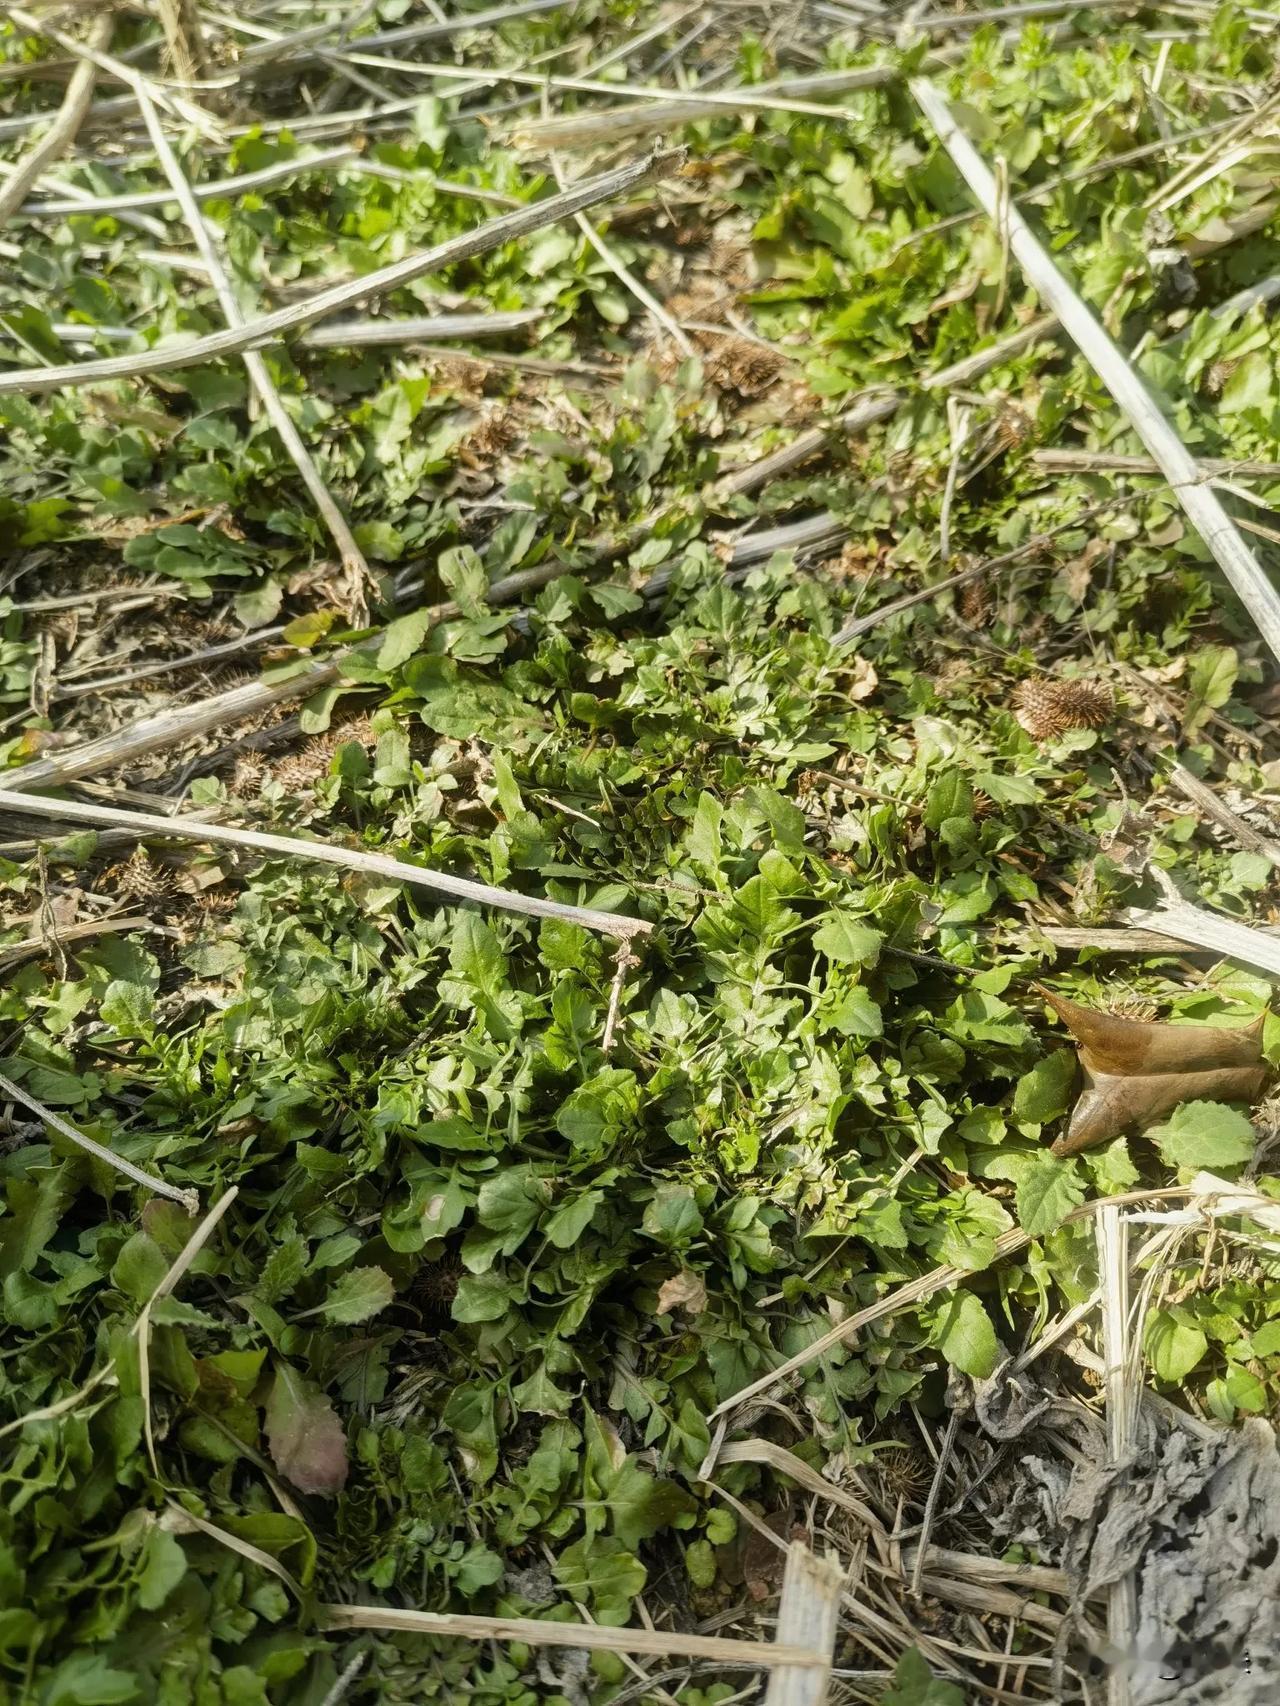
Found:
1039,988 -> 1270,1156
265,1363 -> 348,1496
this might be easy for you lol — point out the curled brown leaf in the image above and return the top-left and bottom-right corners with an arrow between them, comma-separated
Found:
1039,988 -> 1270,1156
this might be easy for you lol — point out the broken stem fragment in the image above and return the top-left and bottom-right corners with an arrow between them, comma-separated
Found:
0,146 -> 686,395
0,789 -> 652,943
0,1068 -> 199,1213
911,78 -> 1280,666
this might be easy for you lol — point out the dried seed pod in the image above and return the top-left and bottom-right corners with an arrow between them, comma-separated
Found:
703,336 -> 783,397
875,1442 -> 933,1504
103,847 -> 174,902
270,717 -> 377,794
463,407 -> 518,461
959,574 -> 992,626
1013,677 -> 1114,741
413,1258 -> 463,1316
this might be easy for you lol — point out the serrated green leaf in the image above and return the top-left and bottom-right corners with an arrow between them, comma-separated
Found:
1151,1100 -> 1256,1170
930,1292 -> 1000,1378
320,1265 -> 395,1325
1012,1051 -> 1077,1132
1016,1156 -> 1085,1236
812,909 -> 882,966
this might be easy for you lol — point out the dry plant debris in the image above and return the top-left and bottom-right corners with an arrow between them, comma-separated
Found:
3,3 -> 1280,1704
1013,677 -> 1115,742
1041,989 -> 1272,1156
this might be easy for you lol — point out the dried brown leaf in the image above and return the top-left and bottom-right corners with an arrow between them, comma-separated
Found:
265,1362 -> 348,1496
1041,988 -> 1270,1155
655,1270 -> 707,1316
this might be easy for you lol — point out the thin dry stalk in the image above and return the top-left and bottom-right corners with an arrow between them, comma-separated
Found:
139,1191 -> 241,1473
0,1067 -> 198,1213
708,1227 -> 1032,1421
832,505 -> 1117,648
237,0 -> 565,65
715,392 -> 900,500
546,134 -> 694,356
764,1542 -> 844,1706
708,1187 -> 1205,1423
510,67 -> 900,149
0,912 -> 166,971
902,1546 -> 1071,1598
1097,1207 -> 1136,1706
0,12 -> 113,226
21,145 -> 358,217
912,78 -> 1280,666
0,787 -> 652,942
0,149 -> 686,395
716,1439 -> 888,1540
163,1493 -> 304,1596
719,313 -> 1057,504
1165,764 -> 1280,864
6,5 -> 217,137
1188,1172 -> 1280,1236
318,1653 -> 368,1706
1031,448 -> 1280,479
938,402 -> 971,565
920,313 -> 1060,388
301,310 -> 543,346
0,1188 -> 237,1441
6,667 -> 341,788
909,1409 -> 958,1597
1127,866 -> 1280,977
8,533 -> 650,790
602,941 -> 640,1054
133,86 -> 374,621
316,1604 -> 825,1669
155,0 -> 206,82
1034,924 -> 1240,953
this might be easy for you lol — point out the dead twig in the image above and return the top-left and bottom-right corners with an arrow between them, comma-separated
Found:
1097,1206 -> 1137,1705
602,940 -> 641,1054
1127,866 -> 1280,977
764,1542 -> 844,1706
155,0 -> 206,82
708,1186 -> 1205,1423
0,788 -> 652,942
1033,924 -> 1247,953
1031,448 -> 1280,479
0,1068 -> 198,1214
510,67 -> 902,149
1165,764 -> 1280,864
0,913 -> 171,972
133,85 -> 374,623
0,148 -> 685,395
0,12 -> 113,227
7,667 -> 343,789
717,314 -> 1059,504
909,1409 -> 959,1597
6,5 -> 218,137
315,1604 -> 825,1669
832,499 -> 1124,647
912,78 -> 1280,665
